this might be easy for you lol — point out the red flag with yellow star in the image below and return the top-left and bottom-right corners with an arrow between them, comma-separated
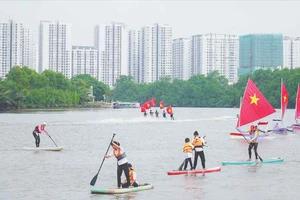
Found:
237,78 -> 276,127
281,81 -> 289,121
166,105 -> 173,114
159,101 -> 164,109
295,85 -> 300,121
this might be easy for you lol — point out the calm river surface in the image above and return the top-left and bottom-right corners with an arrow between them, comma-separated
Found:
0,107 -> 299,200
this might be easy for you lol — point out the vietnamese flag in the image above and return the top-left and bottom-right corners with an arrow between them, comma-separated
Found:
281,81 -> 289,121
141,105 -> 146,113
144,101 -> 151,109
295,85 -> 300,121
237,78 -> 276,127
150,97 -> 156,107
159,101 -> 164,109
166,105 -> 173,114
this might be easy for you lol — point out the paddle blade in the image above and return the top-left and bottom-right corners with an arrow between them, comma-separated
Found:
258,156 -> 263,162
90,174 -> 98,186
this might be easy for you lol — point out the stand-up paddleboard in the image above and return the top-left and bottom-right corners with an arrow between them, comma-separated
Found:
221,157 -> 283,165
167,167 -> 221,175
23,146 -> 64,151
91,183 -> 154,194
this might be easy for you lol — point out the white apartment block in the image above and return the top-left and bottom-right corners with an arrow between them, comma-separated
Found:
0,20 -> 31,78
190,34 -> 239,84
72,46 -> 98,79
283,36 -> 300,69
172,38 -> 190,80
94,22 -> 128,87
138,23 -> 172,83
128,29 -> 140,83
31,43 -> 38,72
39,21 -> 72,78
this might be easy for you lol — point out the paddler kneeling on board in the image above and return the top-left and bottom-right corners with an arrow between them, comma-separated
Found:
183,138 -> 193,170
192,131 -> 207,170
104,140 -> 131,189
32,122 -> 49,147
122,163 -> 139,188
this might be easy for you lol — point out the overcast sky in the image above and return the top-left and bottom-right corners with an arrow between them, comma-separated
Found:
1,0 -> 300,45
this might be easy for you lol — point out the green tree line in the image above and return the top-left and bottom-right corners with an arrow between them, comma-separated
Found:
1,66 -> 300,110
0,67 -> 110,110
113,68 -> 300,109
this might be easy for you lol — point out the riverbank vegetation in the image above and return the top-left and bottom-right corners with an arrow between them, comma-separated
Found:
1,66 -> 299,110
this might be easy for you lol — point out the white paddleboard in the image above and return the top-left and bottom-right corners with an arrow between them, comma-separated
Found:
23,146 -> 64,151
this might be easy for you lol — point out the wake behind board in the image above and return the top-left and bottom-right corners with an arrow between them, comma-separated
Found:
221,157 -> 283,165
23,146 -> 64,151
167,167 -> 221,175
91,184 -> 154,194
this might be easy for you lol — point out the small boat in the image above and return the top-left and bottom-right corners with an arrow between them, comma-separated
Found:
230,122 -> 272,139
91,183 -> 154,194
221,157 -> 284,165
112,101 -> 140,109
167,167 -> 221,175
23,146 -> 64,151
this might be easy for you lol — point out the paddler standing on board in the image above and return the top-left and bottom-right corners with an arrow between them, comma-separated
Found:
246,125 -> 260,162
104,140 -> 131,188
192,131 -> 206,170
32,122 -> 49,147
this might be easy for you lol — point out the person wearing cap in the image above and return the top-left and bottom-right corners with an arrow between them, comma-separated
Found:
32,122 -> 49,147
122,163 -> 139,188
105,140 -> 130,188
191,131 -> 207,170
246,125 -> 259,162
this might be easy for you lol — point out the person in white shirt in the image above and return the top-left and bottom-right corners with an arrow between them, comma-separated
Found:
192,131 -> 207,170
105,140 -> 130,188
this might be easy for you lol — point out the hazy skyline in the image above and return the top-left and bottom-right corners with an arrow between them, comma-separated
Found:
1,0 -> 300,45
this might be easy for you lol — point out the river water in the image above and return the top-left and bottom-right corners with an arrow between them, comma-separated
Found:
0,108 -> 299,200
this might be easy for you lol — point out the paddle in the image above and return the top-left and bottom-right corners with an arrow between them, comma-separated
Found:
178,160 -> 185,171
47,133 -> 58,147
90,133 -> 116,186
240,134 -> 263,162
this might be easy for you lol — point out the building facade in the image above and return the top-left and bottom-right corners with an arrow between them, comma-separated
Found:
239,34 -> 283,76
0,20 -> 31,78
172,38 -> 190,80
38,21 -> 72,78
94,22 -> 128,87
72,46 -> 98,79
128,29 -> 140,83
190,34 -> 239,84
137,23 -> 172,83
283,36 -> 300,69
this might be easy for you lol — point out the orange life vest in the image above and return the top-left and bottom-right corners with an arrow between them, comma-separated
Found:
192,137 -> 203,147
113,149 -> 126,160
183,142 -> 193,153
129,169 -> 136,183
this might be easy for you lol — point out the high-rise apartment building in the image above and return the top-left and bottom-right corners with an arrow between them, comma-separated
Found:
94,22 -> 128,87
283,36 -> 300,69
72,46 -> 98,79
190,34 -> 239,84
137,23 -> 172,83
239,34 -> 283,76
0,20 -> 31,78
128,29 -> 140,83
38,21 -> 72,78
172,38 -> 190,80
